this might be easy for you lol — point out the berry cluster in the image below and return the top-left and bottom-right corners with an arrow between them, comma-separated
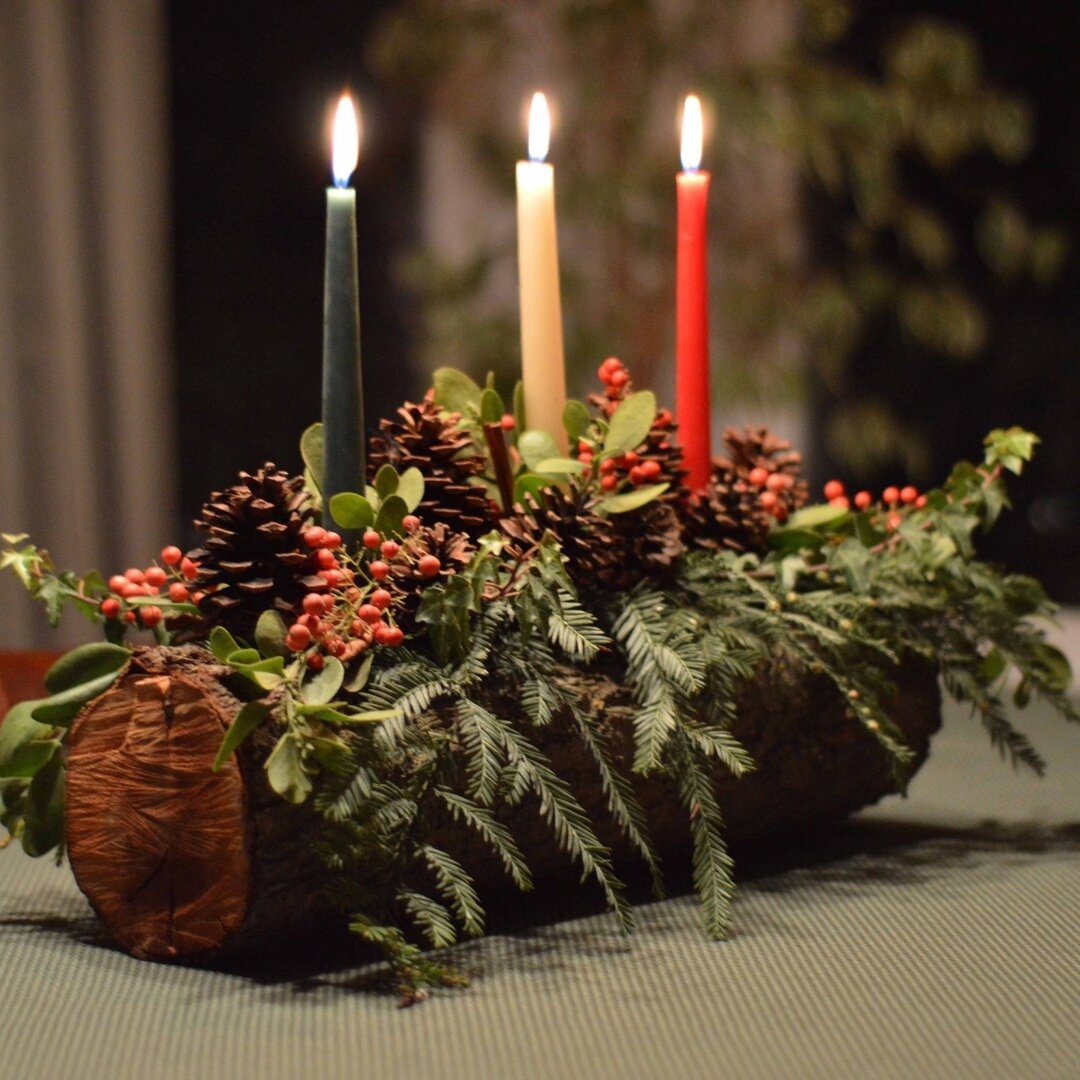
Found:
99,546 -> 202,630
283,517 -> 440,669
820,479 -> 927,530
745,464 -> 797,521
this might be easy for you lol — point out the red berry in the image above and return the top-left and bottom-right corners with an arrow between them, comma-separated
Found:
759,490 -> 778,510
100,598 -> 121,619
168,583 -> 190,603
900,485 -> 918,505
316,548 -> 338,570
599,356 -> 622,382
371,588 -> 393,610
358,604 -> 382,625
882,486 -> 900,505
599,458 -> 616,474
299,613 -> 322,632
381,540 -> 400,558
639,460 -> 661,480
321,593 -> 336,613
108,574 -> 129,594
319,569 -> 343,588
303,593 -> 325,617
322,531 -> 341,550
363,529 -> 381,550
369,560 -> 389,581
120,582 -> 143,599
124,568 -> 146,585
307,653 -> 325,671
623,451 -> 639,467
402,515 -> 420,533
578,450 -> 594,464
418,555 -> 441,578
286,624 -> 312,651
748,467 -> 769,487
766,472 -> 791,493
578,439 -> 592,454
610,369 -> 629,389
385,627 -> 404,647
605,386 -> 621,400
140,606 -> 163,630
180,557 -> 199,581
145,566 -> 167,588
124,611 -> 137,624
500,414 -> 516,431
629,466 -> 646,486
601,474 -> 618,491
191,591 -> 206,605
829,495 -> 850,510
326,636 -> 346,658
887,511 -> 902,531
854,491 -> 872,511
824,479 -> 845,501
161,546 -> 182,566
303,526 -> 327,549
915,494 -> 928,509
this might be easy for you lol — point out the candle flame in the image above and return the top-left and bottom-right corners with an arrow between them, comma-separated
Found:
680,94 -> 703,172
332,95 -> 360,188
527,92 -> 550,163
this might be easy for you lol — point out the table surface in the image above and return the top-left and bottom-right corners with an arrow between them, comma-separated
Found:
2,630 -> 1079,1080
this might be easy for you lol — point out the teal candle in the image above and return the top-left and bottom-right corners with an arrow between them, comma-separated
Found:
322,96 -> 364,534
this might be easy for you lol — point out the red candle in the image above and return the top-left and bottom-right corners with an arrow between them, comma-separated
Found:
675,94 -> 712,491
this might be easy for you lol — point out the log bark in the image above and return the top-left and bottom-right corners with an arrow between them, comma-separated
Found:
64,644 -> 941,963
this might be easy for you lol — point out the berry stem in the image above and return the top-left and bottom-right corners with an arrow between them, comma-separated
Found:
482,421 -> 516,516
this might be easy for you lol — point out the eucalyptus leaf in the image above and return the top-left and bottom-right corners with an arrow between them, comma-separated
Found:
21,753 -> 64,857
396,468 -> 425,513
374,494 -> 408,537
597,483 -> 669,514
329,492 -> 375,531
535,457 -> 587,476
44,643 -> 129,695
209,626 -> 241,663
480,387 -> 504,425
562,399 -> 591,445
212,701 -> 271,772
602,391 -> 655,457
375,464 -> 400,500
255,609 -> 289,659
31,670 -> 122,728
266,733 -> 312,804
300,655 -> 344,705
433,367 -> 482,414
300,423 -> 324,494
519,430 -> 561,470
296,704 -> 399,724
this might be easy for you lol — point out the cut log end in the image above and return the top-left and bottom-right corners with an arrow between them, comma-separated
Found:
65,650 -> 250,960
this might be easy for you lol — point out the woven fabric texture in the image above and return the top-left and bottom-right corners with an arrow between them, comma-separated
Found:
2,695 -> 1079,1080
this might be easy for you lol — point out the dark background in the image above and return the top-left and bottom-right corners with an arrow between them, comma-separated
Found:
167,1 -> 1080,597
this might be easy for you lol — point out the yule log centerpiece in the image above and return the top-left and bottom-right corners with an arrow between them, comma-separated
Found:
1,361 -> 1075,999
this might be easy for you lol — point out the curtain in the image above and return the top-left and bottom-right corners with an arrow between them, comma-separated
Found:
0,0 -> 176,649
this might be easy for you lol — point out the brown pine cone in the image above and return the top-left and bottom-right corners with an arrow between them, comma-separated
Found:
387,523 -> 474,631
184,463 -> 320,640
368,395 -> 494,539
686,426 -> 808,554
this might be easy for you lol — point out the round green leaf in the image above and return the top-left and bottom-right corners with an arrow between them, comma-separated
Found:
519,430 -> 561,470
300,423 -> 324,494
603,391 -> 656,457
433,367 -> 482,414
396,468 -> 425,512
329,492 -> 375,531
375,494 -> 408,537
374,463 -> 400,500
300,655 -> 345,706
562,399 -> 591,444
535,457 -> 587,476
480,387 -> 505,425
255,609 -> 289,659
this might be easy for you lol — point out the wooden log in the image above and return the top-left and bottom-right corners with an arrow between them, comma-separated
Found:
64,644 -> 941,963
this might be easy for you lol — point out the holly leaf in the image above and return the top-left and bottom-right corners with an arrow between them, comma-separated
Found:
602,391 -> 655,457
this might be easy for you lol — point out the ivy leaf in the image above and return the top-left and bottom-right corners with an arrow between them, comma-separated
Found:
562,399 -> 591,444
396,468 -> 425,513
518,430 -> 561,470
480,387 -> 504,424
300,655 -> 345,705
21,753 -> 64,857
266,733 -> 312,804
255,610 -> 289,659
374,494 -> 408,537
602,391 -> 655,457
597,483 -> 669,514
329,492 -> 375,531
44,643 -> 129,695
300,423 -> 324,494
417,576 -> 478,664
433,367 -> 482,414
212,701 -> 272,772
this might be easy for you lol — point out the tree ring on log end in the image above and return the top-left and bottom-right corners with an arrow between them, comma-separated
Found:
65,651 -> 249,961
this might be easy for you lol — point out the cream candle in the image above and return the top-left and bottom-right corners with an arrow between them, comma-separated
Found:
516,92 -> 567,450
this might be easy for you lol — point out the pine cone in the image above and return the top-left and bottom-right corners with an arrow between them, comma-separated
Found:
388,523 -> 474,631
368,395 -> 493,538
185,463 -> 319,639
500,482 -> 625,591
608,498 -> 685,583
687,427 -> 808,554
